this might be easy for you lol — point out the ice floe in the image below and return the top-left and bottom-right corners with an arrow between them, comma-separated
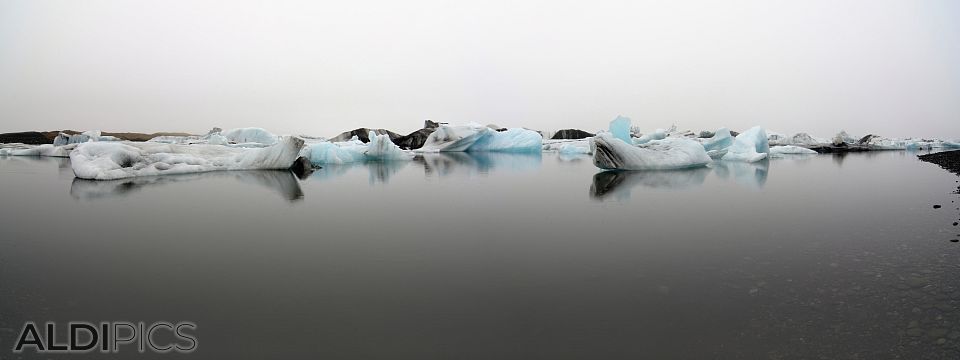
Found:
302,131 -> 412,165
608,116 -> 633,144
71,136 -> 304,180
722,126 -> 770,162
769,145 -> 818,156
222,127 -> 279,145
592,133 -> 712,171
469,128 -> 542,152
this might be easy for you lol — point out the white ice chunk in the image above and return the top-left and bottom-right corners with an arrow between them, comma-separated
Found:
632,129 -> 667,145
468,128 -> 542,152
418,124 -> 490,152
701,128 -> 734,152
7,144 -> 78,157
608,115 -> 632,144
302,142 -> 366,165
592,133 -> 712,171
363,131 -> 415,160
769,145 -> 817,157
71,136 -> 304,180
722,126 -> 769,162
558,142 -> 592,155
222,127 -> 279,145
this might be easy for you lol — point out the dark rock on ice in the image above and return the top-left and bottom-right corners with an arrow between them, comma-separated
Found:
330,128 -> 402,143
551,129 -> 595,140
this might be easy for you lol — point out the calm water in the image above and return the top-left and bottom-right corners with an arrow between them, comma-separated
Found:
1,151 -> 959,359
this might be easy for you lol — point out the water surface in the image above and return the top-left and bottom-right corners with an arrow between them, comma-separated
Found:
1,151 -> 959,359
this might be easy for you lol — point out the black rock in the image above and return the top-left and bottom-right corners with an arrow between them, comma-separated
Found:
424,120 -> 440,129
289,156 -> 316,179
934,205 -> 942,209
918,150 -> 960,176
954,222 -> 959,226
329,128 -> 402,143
551,129 -> 595,140
951,239 -> 959,243
393,127 -> 437,150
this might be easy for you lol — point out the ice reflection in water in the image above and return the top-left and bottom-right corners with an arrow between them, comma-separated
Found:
591,160 -> 771,200
70,170 -> 305,202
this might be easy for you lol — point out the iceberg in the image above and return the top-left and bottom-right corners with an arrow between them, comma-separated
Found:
468,128 -> 542,152
701,128 -> 734,152
52,130 -> 118,146
302,142 -> 366,165
632,129 -> 666,145
416,125 -> 542,152
769,132 -> 822,147
769,145 -> 817,157
6,144 -> 78,157
70,136 -> 304,180
558,142 -> 591,155
418,124 -> 490,152
363,131 -> 415,160
592,133 -> 712,171
302,131 -> 412,165
609,115 -> 632,144
222,127 -> 278,145
722,126 -> 769,162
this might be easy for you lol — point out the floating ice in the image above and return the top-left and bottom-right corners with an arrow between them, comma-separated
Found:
6,144 -> 78,157
609,116 -> 632,144
363,131 -> 415,160
302,131 -> 412,165
302,142 -> 365,165
558,142 -> 591,155
633,129 -> 667,145
701,128 -> 734,152
52,130 -> 118,146
769,145 -> 817,157
722,126 -> 770,162
418,124 -> 489,152
468,128 -> 542,152
940,140 -> 960,149
592,133 -> 712,171
222,127 -> 279,145
769,132 -> 822,147
832,130 -> 857,146
71,136 -> 304,180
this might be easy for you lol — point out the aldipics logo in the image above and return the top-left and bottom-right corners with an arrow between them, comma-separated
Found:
12,322 -> 197,354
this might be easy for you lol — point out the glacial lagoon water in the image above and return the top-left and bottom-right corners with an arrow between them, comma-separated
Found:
1,151 -> 960,359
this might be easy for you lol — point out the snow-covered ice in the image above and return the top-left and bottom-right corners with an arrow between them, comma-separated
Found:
722,126 -> 770,162
769,145 -> 818,157
632,129 -> 667,145
52,130 -> 119,146
363,131 -> 415,160
5,144 -> 78,157
71,136 -> 304,180
222,127 -> 279,145
418,124 -> 489,152
592,133 -> 712,171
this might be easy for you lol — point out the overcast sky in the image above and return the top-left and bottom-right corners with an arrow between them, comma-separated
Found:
1,0 -> 958,138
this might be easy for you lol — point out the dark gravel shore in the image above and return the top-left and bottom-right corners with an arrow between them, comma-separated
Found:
918,150 -> 960,176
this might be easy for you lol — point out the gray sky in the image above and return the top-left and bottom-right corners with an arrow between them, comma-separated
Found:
1,0 -> 958,139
